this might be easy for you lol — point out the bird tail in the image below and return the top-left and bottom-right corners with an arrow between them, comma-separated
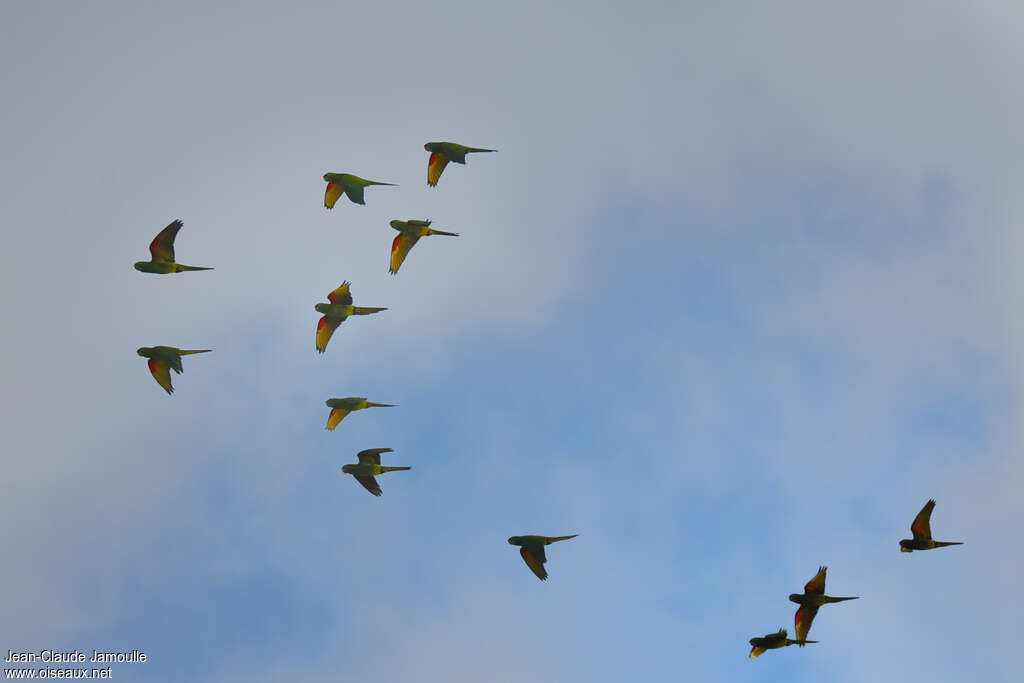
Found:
175,264 -> 214,272
366,402 -> 396,408
380,466 -> 411,473
367,181 -> 397,186
179,349 -> 212,355
427,229 -> 459,237
466,147 -> 496,153
353,307 -> 387,315
791,639 -> 818,646
824,596 -> 859,603
934,541 -> 964,547
545,534 -> 579,544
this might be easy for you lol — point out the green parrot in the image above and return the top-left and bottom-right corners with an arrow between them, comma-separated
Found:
748,629 -> 817,658
341,448 -> 410,496
789,566 -> 858,643
315,281 -> 387,353
424,141 -> 496,187
134,219 -> 213,274
388,219 -> 459,274
136,346 -> 211,394
323,172 -> 396,207
324,397 -> 396,430
507,534 -> 578,581
900,499 -> 964,552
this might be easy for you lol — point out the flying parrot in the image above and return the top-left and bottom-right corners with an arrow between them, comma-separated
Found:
748,629 -> 817,658
788,566 -> 858,643
899,499 -> 964,552
136,346 -> 211,394
424,141 -> 496,187
323,172 -> 396,207
324,397 -> 396,430
133,219 -> 213,274
314,281 -> 387,353
507,534 -> 578,581
388,219 -> 459,274
341,448 -> 410,496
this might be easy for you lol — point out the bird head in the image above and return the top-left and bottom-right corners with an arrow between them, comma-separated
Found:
507,536 -> 522,545
424,142 -> 437,152
899,540 -> 914,552
787,593 -> 802,603
341,464 -> 354,474
136,347 -> 151,357
314,303 -> 330,314
133,262 -> 147,271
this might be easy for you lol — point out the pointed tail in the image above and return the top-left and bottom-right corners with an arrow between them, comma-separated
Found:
467,147 -> 496,153
427,229 -> 459,237
380,466 -> 411,473
824,596 -> 859,603
790,639 -> 818,646
353,306 -> 387,315
366,402 -> 396,408
367,181 -> 397,186
175,264 -> 214,272
544,534 -> 579,544
934,541 -> 964,548
179,349 -> 212,355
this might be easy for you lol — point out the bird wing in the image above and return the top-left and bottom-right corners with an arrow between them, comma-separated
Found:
147,359 -> 174,394
794,605 -> 819,642
748,645 -> 766,658
149,220 -> 182,262
324,181 -> 344,208
427,152 -> 449,186
316,316 -> 341,353
911,499 -> 935,541
327,281 -> 353,305
345,182 -> 366,205
357,448 -> 392,465
354,475 -> 382,496
520,546 -> 548,580
804,566 -> 827,595
389,233 -> 421,274
326,408 -> 351,430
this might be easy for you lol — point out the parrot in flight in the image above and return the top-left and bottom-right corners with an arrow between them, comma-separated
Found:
314,281 -> 387,353
899,499 -> 964,552
134,219 -> 213,274
324,397 -> 396,430
507,534 -> 578,581
788,566 -> 858,643
323,172 -> 395,207
424,141 -> 496,187
388,219 -> 459,274
748,629 -> 817,658
136,346 -> 211,394
341,448 -> 410,496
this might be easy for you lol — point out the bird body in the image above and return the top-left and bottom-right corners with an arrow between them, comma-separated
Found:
788,566 -> 858,643
136,346 -> 211,394
748,629 -> 817,658
134,219 -> 212,273
324,397 -> 396,430
507,534 -> 578,581
314,281 -> 387,353
341,448 -> 410,496
424,141 -> 495,186
388,219 -> 459,274
323,172 -> 395,207
900,499 -> 963,552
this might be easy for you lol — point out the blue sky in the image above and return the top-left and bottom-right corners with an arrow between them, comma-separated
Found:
2,1 -> 1021,681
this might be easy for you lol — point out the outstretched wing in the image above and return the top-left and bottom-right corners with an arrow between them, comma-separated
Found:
327,281 -> 353,305
794,605 -> 819,642
149,220 -> 182,262
357,448 -> 392,465
316,316 -> 341,353
749,645 -> 766,658
354,475 -> 382,496
390,233 -> 421,274
911,499 -> 936,541
804,566 -> 827,595
326,408 -> 351,430
147,359 -> 174,394
427,152 -> 449,187
520,545 -> 548,580
324,182 -> 344,208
